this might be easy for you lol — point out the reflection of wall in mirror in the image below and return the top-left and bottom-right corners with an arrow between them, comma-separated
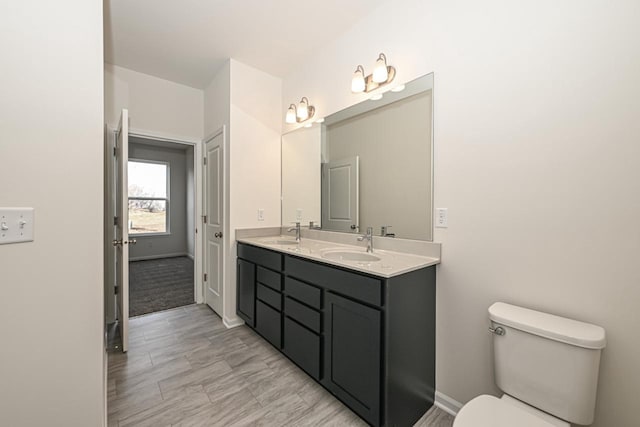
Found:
325,90 -> 432,240
281,126 -> 322,226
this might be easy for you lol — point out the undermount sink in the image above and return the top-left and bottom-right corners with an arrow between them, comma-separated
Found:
260,238 -> 299,245
322,250 -> 381,262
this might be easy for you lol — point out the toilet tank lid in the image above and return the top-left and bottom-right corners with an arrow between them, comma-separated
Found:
489,302 -> 606,349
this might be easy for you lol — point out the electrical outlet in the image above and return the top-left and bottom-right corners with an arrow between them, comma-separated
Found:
257,209 -> 265,221
435,208 -> 448,228
296,209 -> 303,221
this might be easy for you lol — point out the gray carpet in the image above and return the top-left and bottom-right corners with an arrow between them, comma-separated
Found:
129,256 -> 194,317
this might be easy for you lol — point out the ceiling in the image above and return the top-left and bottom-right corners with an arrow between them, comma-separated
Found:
104,0 -> 386,89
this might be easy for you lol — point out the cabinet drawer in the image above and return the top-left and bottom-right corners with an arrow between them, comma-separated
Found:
238,243 -> 282,271
284,297 -> 321,333
284,277 -> 321,309
285,256 -> 382,306
283,317 -> 320,380
257,266 -> 282,291
256,301 -> 282,348
257,283 -> 281,311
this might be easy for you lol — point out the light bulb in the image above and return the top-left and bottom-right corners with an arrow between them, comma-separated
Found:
285,105 -> 297,124
351,66 -> 365,93
372,54 -> 388,83
297,98 -> 309,121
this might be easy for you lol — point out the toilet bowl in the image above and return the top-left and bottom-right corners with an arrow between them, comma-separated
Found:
453,302 -> 606,427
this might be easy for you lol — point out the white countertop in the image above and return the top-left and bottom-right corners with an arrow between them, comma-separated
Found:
236,235 -> 440,278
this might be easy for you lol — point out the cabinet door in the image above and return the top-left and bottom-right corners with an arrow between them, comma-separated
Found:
237,259 -> 256,327
324,292 -> 381,426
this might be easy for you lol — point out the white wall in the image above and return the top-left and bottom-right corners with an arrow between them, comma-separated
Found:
128,140 -> 189,260
105,64 -> 204,141
0,1 -> 105,426
204,61 -> 231,138
224,60 -> 283,324
282,126 -> 322,226
282,1 -> 640,426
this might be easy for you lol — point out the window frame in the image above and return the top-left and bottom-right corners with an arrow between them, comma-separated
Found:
127,158 -> 171,236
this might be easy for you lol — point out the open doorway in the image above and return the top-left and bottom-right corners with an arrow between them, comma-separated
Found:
127,137 -> 196,316
105,125 -> 202,352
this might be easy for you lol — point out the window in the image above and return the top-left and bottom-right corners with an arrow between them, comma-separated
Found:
128,160 -> 169,235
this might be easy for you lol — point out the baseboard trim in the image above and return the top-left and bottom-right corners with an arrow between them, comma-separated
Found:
435,391 -> 463,416
223,316 -> 245,329
129,252 -> 189,261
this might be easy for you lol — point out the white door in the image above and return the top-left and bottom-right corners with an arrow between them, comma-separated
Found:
114,109 -> 130,352
322,156 -> 359,232
203,131 -> 224,315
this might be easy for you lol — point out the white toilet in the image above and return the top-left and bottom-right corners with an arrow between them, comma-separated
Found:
454,302 -> 606,427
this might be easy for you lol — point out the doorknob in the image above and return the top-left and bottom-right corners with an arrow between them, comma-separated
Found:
125,239 -> 137,245
112,239 -> 123,247
350,224 -> 358,230
214,232 -> 223,238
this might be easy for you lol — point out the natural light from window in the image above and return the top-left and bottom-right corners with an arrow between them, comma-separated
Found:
128,161 -> 169,234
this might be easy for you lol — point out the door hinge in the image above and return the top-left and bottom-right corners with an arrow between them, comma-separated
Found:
114,285 -> 119,295
203,215 -> 207,224
195,228 -> 198,234
203,157 -> 207,165
113,216 -> 118,226
204,273 -> 208,282
113,146 -> 117,157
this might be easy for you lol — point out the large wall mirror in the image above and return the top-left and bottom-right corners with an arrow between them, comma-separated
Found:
282,73 -> 434,241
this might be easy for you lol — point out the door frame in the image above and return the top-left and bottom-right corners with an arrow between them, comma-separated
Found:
104,127 -> 205,324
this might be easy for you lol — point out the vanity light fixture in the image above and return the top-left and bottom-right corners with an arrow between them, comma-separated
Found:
351,52 -> 396,94
285,97 -> 315,124
391,84 -> 406,92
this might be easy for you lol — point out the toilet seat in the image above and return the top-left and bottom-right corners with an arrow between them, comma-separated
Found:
453,395 -> 557,427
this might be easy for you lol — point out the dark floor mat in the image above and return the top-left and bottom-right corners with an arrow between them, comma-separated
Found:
129,256 -> 194,317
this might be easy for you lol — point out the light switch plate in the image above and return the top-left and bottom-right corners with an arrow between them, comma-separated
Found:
435,208 -> 448,228
0,207 -> 35,244
257,209 -> 265,221
296,209 -> 303,221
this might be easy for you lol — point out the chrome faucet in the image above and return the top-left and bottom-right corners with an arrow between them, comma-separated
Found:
287,222 -> 301,242
357,226 -> 374,253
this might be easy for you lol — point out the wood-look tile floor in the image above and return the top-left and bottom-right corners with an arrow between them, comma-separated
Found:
108,304 -> 455,427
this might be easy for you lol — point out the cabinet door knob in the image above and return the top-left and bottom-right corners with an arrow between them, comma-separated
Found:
215,232 -> 223,238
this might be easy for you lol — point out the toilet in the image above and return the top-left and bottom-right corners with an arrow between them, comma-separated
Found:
454,302 -> 606,427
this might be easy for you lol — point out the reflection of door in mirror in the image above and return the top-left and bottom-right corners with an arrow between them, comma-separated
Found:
281,126 -> 322,226
321,156 -> 359,233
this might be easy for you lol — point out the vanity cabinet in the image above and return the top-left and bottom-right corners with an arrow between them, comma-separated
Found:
236,258 -> 256,327
324,292 -> 381,426
236,242 -> 436,427
236,244 -> 283,344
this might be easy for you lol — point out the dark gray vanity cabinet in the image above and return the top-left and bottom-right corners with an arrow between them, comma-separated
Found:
324,292 -> 382,426
236,258 -> 256,327
236,244 -> 283,345
236,242 -> 436,427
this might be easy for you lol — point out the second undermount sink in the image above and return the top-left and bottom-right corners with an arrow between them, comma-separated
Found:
322,250 -> 381,262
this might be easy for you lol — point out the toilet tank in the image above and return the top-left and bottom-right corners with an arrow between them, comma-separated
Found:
489,302 -> 606,425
